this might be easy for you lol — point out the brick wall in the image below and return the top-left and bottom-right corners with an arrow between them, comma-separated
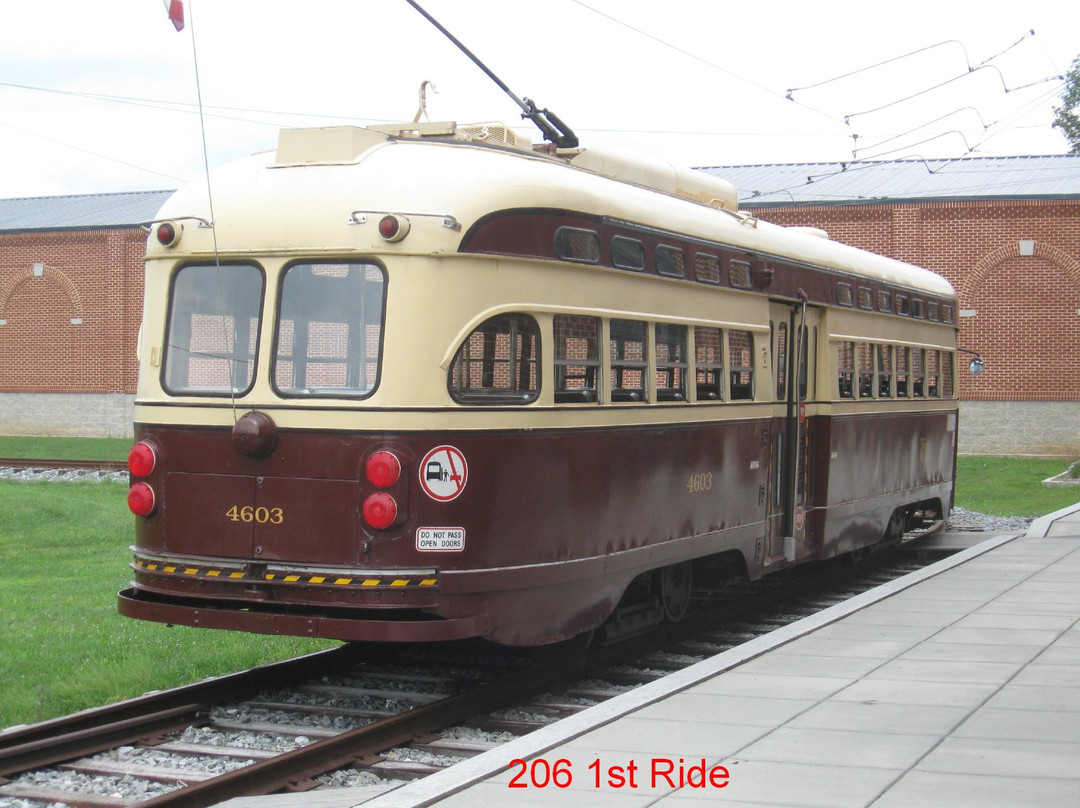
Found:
0,227 -> 145,435
0,228 -> 144,395
747,200 -> 1080,405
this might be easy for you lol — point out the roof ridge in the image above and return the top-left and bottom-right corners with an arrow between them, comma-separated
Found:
0,189 -> 176,204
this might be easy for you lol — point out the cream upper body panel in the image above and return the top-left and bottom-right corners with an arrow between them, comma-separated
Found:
148,125 -> 954,299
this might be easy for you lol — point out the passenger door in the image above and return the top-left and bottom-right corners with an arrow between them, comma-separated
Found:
764,301 -> 818,567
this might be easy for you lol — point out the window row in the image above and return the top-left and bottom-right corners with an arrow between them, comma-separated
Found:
554,226 -> 753,289
164,262 -> 385,398
448,313 -> 757,405
836,342 -> 955,400
835,282 -> 954,324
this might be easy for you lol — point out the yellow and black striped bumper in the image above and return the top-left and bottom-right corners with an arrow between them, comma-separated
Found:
132,554 -> 438,590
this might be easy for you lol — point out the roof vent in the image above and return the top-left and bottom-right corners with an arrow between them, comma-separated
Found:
789,226 -> 830,239
457,122 -> 528,148
273,126 -> 388,167
567,146 -> 737,212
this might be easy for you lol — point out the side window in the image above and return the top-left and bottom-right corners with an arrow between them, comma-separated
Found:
554,314 -> 600,403
857,342 -> 874,398
797,324 -> 810,401
728,260 -> 752,289
941,351 -> 955,398
912,348 -> 925,397
895,346 -> 910,397
926,349 -> 940,397
877,291 -> 891,312
448,314 -> 539,404
837,341 -> 855,399
655,324 -> 688,401
895,295 -> 909,316
610,319 -> 648,402
857,287 -> 874,310
927,301 -> 940,322
729,330 -> 755,400
611,236 -> 645,271
877,344 -> 893,397
775,321 -> 788,402
655,245 -> 685,278
554,227 -> 600,264
694,253 -> 721,285
835,283 -> 854,306
694,326 -> 723,400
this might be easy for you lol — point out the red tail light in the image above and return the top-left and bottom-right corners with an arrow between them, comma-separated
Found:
128,483 -> 156,516
365,451 -> 401,488
127,442 -> 157,477
362,492 -> 398,530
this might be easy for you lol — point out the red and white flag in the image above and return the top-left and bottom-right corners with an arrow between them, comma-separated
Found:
162,0 -> 184,31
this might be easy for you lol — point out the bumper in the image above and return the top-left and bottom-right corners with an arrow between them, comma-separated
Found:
117,587 -> 489,643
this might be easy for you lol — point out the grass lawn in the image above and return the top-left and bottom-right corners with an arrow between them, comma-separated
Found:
955,456 -> 1080,517
0,436 -> 131,462
0,479 -> 337,730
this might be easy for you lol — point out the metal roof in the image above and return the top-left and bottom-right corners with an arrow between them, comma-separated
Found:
696,155 -> 1080,207
4,153 -> 1080,229
0,190 -> 175,232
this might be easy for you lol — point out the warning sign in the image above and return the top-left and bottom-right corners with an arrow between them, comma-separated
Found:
419,445 -> 468,502
794,506 -> 805,532
416,527 -> 465,552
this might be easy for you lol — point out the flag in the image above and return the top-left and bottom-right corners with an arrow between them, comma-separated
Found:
163,0 -> 184,31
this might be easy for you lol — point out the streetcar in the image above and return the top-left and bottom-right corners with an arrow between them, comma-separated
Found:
118,118 -> 961,645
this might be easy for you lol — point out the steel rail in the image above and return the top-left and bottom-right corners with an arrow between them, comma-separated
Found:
0,457 -> 128,472
0,645 -> 366,777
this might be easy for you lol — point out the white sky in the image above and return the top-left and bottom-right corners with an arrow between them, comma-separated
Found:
1,0 -> 1076,199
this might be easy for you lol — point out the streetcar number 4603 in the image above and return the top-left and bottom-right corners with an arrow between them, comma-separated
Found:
225,505 -> 284,524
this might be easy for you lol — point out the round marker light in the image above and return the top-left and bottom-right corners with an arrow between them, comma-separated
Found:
365,451 -> 401,488
362,492 -> 398,530
378,214 -> 410,243
128,482 -> 156,517
127,442 -> 157,477
155,221 -> 181,247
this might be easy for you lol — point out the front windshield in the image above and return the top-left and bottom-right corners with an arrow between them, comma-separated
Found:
272,262 -> 386,398
162,264 -> 264,395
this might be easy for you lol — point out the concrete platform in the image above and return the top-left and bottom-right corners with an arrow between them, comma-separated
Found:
221,504 -> 1080,808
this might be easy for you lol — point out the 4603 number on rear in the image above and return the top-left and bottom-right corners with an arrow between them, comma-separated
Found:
225,505 -> 284,524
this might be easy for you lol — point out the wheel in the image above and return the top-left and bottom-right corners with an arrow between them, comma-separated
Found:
885,510 -> 906,543
658,561 -> 693,623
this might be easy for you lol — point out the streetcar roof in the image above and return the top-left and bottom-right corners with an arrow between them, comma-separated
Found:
154,124 -> 955,298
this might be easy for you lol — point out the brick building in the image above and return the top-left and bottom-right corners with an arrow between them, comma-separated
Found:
702,155 -> 1080,455
2,155 -> 1079,453
0,191 -> 172,437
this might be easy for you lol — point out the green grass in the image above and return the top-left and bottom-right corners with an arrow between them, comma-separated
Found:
0,479 -> 337,730
955,456 -> 1080,518
0,436 -> 132,462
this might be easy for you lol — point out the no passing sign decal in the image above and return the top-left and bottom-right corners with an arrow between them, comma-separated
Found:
419,445 -> 468,502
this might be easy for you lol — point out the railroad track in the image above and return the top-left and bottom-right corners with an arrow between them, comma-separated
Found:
0,458 -> 127,473
0,525 -> 955,808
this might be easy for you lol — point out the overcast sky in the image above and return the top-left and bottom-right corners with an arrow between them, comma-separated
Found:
1,0 -> 1076,199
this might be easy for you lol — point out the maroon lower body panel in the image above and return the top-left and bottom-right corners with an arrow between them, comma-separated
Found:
120,407 -> 955,646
